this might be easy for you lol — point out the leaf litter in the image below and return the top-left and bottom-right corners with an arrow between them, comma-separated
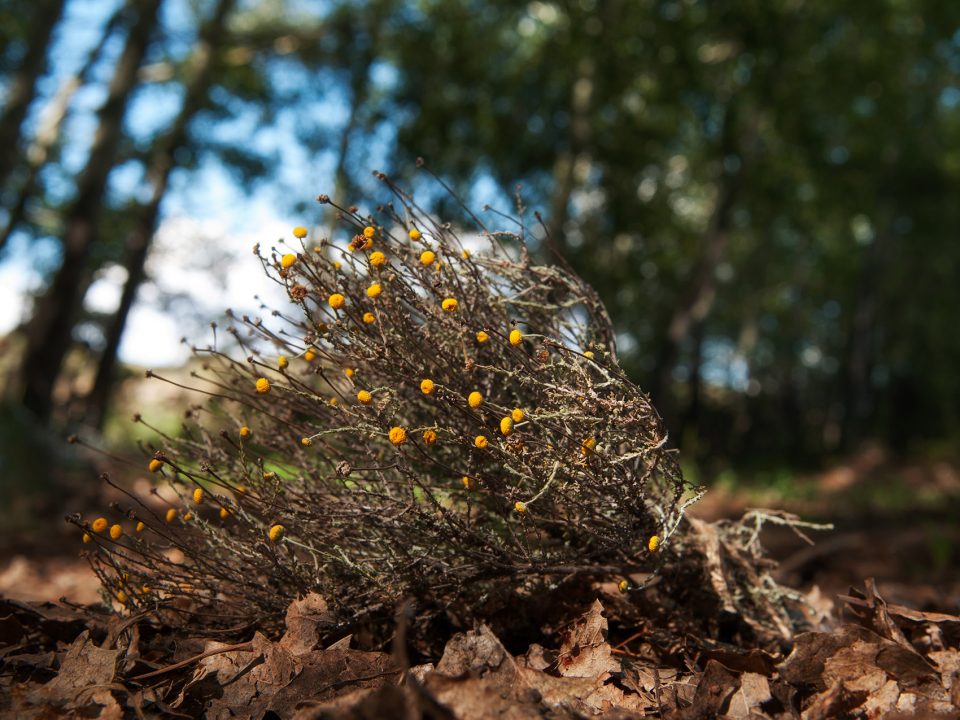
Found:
3,576 -> 960,719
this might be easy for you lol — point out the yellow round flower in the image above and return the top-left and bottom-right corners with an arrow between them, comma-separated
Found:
193,488 -> 204,505
363,226 -> 376,239
474,435 -> 488,449
648,535 -> 660,552
366,283 -> 382,298
370,250 -> 386,267
584,350 -> 595,359
269,524 -> 285,542
423,429 -> 437,446
357,390 -> 372,405
293,226 -> 308,239
278,355 -> 288,369
476,330 -> 489,343
618,579 -> 629,594
389,426 -> 407,446
362,312 -> 375,324
255,377 -> 271,394
240,426 -> 251,438
509,329 -> 523,346
582,437 -> 597,456
420,378 -> 435,395
109,524 -> 122,540
334,260 -> 341,269
82,533 -> 91,544
420,250 -> 435,266
328,293 -> 345,309
301,437 -> 313,447
219,507 -> 231,520
281,253 -> 297,269
441,298 -> 458,312
165,508 -> 177,523
468,391 -> 482,409
462,249 -> 471,259
116,590 -> 128,604
409,228 -> 422,240
183,512 -> 193,522
344,367 -> 355,378
500,416 -> 514,436
511,408 -> 525,423
148,458 -> 163,473
92,517 -> 108,534
514,501 -> 527,514
304,348 -> 317,362
462,476 -> 476,490
135,521 -> 145,533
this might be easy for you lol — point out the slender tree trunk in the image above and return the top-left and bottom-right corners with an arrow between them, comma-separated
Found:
16,0 -> 162,423
324,1 -> 392,238
0,5 -> 126,253
545,57 -> 594,246
653,104 -> 743,421
83,0 -> 236,430
0,0 -> 66,193
838,231 -> 883,451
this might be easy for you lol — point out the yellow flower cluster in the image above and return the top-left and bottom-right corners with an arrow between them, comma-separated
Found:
255,377 -> 271,394
389,427 -> 407,446
441,298 -> 458,312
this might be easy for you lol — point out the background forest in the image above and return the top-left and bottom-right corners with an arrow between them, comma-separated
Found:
1,0 -> 959,539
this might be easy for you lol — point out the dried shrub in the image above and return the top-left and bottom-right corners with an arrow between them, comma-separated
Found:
72,175 -> 708,635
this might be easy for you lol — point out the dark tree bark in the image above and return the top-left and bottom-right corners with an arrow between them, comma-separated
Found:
16,0 -> 163,423
652,104 -> 743,425
82,0 -> 236,430
0,5 -> 126,254
0,0 -> 66,193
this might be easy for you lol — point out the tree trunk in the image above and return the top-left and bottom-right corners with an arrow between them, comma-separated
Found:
652,104 -> 743,422
545,57 -> 594,247
82,0 -> 236,430
16,0 -> 162,423
0,0 -> 66,193
0,5 -> 126,253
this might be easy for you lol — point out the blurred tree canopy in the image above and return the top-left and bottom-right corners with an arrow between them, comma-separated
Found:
1,0 -> 958,473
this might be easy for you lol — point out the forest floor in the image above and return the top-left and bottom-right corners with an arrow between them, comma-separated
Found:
1,448 -> 958,718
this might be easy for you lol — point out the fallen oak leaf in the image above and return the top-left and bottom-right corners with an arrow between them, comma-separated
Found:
555,599 -> 620,679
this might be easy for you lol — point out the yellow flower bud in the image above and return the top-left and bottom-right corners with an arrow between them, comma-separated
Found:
357,390 -> 372,405
255,377 -> 271,394
389,427 -> 408,446
420,250 -> 435,266
269,524 -> 285,542
281,253 -> 297,269
420,378 -> 435,395
468,391 -> 483,408
509,329 -> 523,346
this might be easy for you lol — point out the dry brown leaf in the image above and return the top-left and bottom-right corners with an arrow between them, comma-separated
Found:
279,593 -> 335,657
435,624 -> 521,688
29,630 -> 120,717
556,599 -> 619,679
725,672 -> 772,719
